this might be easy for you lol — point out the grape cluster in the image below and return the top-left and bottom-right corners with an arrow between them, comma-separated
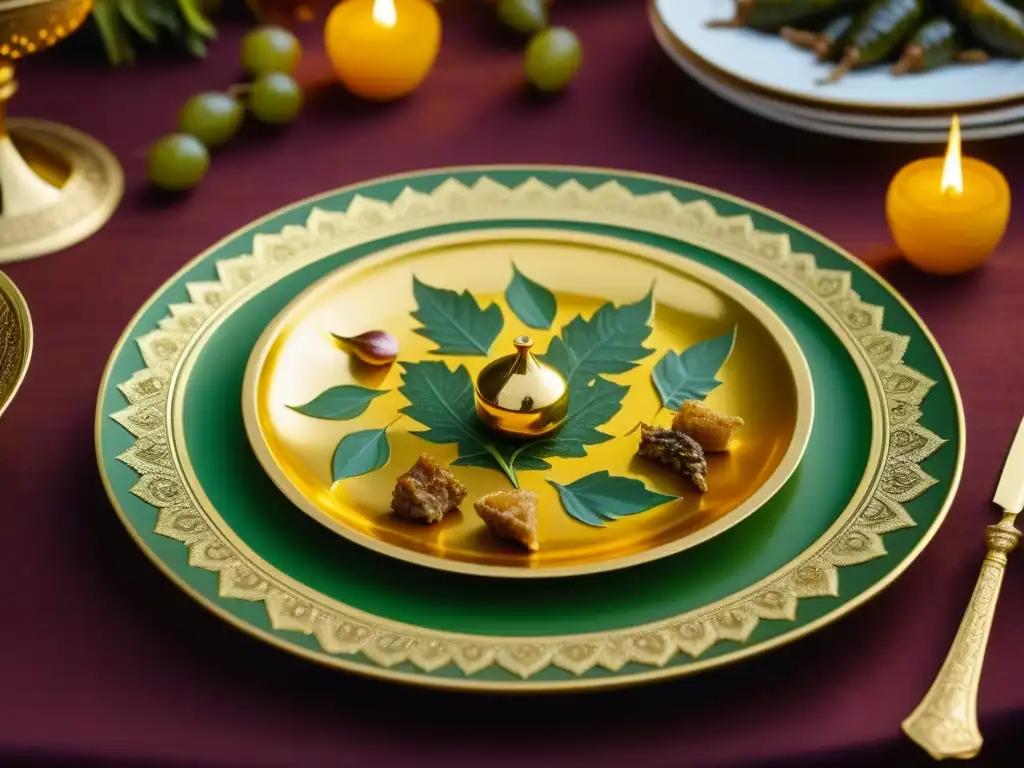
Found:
496,0 -> 583,93
147,26 -> 305,192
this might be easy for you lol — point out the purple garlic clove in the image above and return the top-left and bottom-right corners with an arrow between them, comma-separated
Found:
334,330 -> 399,366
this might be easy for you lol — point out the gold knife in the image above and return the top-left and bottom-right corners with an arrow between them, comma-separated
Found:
902,416 -> 1024,760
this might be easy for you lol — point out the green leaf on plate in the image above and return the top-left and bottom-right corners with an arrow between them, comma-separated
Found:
288,385 -> 388,420
398,361 -> 521,486
411,277 -> 504,356
332,427 -> 391,482
547,471 -> 678,528
505,263 -> 557,329
652,327 -> 737,410
541,288 -> 654,386
512,376 -> 627,466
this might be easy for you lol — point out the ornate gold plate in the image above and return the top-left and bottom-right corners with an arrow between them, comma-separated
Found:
241,229 -> 814,577
0,269 -> 32,418
97,167 -> 961,692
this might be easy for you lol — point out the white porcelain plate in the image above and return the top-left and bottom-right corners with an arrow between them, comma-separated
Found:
656,0 -> 1024,112
652,17 -> 1024,143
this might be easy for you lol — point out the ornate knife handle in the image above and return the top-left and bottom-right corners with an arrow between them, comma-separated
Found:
902,514 -> 1021,761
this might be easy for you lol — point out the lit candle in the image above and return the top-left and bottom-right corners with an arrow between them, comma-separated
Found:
886,116 -> 1011,275
324,0 -> 441,101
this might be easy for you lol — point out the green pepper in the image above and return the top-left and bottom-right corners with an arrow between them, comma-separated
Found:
955,0 -> 1024,57
821,0 -> 926,82
892,17 -> 989,73
708,0 -> 864,32
781,13 -> 857,59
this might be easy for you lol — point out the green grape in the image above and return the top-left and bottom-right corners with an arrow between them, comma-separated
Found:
249,73 -> 304,125
241,25 -> 302,76
524,27 -> 583,93
146,134 -> 209,192
178,92 -> 244,147
497,0 -> 547,34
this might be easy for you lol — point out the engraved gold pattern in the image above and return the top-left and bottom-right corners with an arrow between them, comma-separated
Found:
0,0 -> 90,61
0,284 -> 21,399
109,177 -> 948,680
0,118 -> 123,264
0,270 -> 30,417
901,511 -> 1021,759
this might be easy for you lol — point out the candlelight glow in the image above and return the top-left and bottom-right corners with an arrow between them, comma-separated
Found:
887,110 -> 1010,275
941,115 -> 963,196
373,0 -> 397,27
325,0 -> 440,101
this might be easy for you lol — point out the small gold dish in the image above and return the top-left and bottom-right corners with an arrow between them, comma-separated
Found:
242,230 -> 813,578
474,335 -> 569,440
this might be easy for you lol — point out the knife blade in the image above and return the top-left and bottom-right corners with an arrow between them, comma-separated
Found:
993,416 -> 1024,514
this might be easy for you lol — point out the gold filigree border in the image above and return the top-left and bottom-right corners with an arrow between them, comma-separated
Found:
107,176 -> 949,684
0,270 -> 32,418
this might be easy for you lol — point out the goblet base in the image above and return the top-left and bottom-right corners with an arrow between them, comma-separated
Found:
0,118 -> 122,265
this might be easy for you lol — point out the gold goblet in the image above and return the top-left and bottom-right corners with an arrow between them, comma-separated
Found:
0,0 -> 122,264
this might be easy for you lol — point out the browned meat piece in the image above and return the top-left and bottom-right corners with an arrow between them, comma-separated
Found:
637,424 -> 708,493
474,489 -> 539,551
671,399 -> 744,453
391,454 -> 468,524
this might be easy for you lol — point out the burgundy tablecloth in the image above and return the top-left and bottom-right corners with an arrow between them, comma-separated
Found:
3,3 -> 1022,766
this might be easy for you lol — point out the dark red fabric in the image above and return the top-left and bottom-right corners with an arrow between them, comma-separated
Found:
2,3 -> 1022,766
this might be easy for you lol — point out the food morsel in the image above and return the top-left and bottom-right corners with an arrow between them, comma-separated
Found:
710,0 -> 1024,82
334,330 -> 400,366
822,0 -> 926,83
709,0 -> 859,32
672,400 -> 745,453
523,27 -> 584,93
958,0 -> 1024,57
391,454 -> 468,524
146,134 -> 210,192
241,25 -> 303,76
637,425 -> 709,493
781,13 -> 857,60
892,16 -> 988,74
474,489 -> 540,551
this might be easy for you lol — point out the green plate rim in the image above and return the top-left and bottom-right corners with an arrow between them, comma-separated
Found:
95,165 -> 964,692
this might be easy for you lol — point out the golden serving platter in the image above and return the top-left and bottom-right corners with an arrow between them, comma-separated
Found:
242,230 -> 814,577
0,270 -> 32,418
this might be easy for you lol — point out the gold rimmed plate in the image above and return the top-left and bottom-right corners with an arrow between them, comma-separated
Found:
0,270 -> 32,419
241,229 -> 814,578
97,167 -> 961,691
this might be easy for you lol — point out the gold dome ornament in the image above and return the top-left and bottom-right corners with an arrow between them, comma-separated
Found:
474,335 -> 569,440
0,0 -> 123,264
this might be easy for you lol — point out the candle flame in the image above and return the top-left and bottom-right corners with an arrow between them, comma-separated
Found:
373,0 -> 397,27
940,114 -> 963,196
